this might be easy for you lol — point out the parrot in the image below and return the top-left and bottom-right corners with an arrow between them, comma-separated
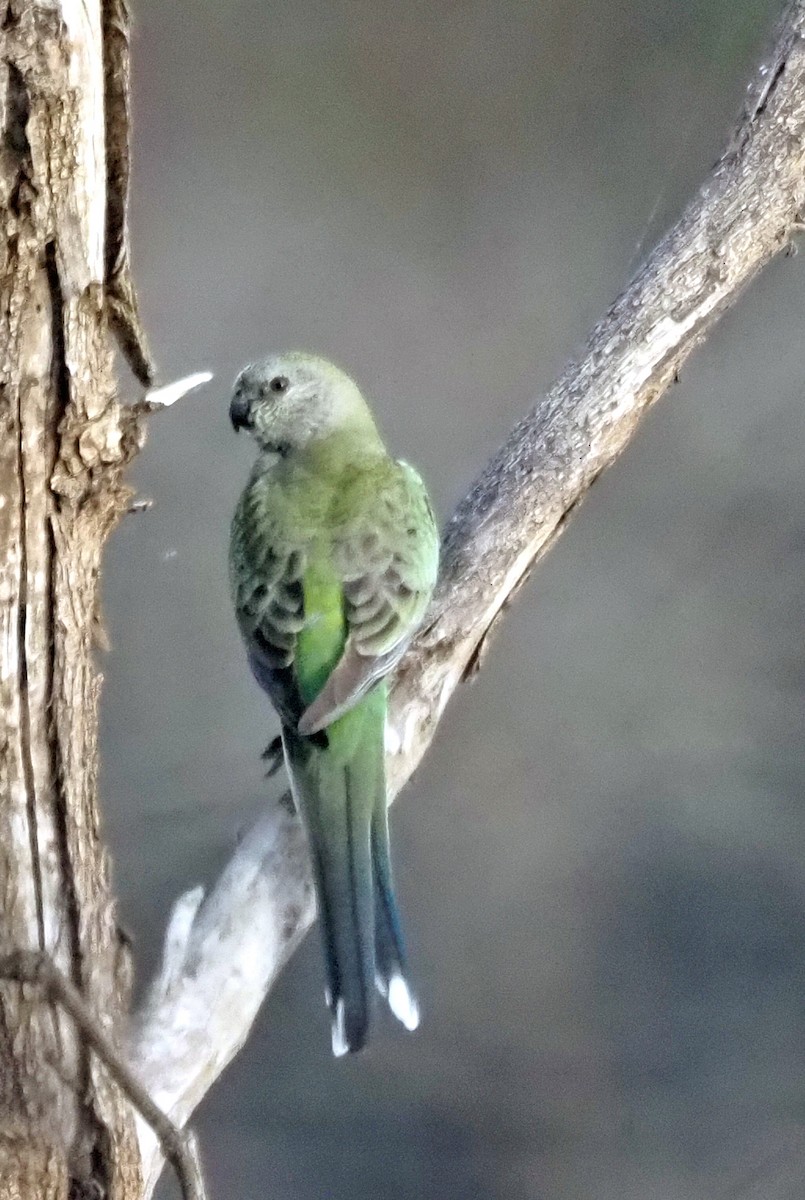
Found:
228,352 -> 439,1055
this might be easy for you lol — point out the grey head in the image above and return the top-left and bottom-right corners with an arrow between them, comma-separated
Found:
229,351 -> 377,454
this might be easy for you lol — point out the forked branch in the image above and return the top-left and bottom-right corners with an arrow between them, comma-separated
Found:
128,3 -> 805,1193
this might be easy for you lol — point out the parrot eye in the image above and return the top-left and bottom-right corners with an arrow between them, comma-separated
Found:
267,376 -> 289,395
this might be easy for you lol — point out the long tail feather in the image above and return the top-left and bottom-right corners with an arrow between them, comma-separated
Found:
283,725 -> 374,1053
372,796 -> 419,1030
282,712 -> 417,1053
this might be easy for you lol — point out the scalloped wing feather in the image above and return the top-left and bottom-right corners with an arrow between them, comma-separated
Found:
230,486 -> 309,724
298,460 -> 438,734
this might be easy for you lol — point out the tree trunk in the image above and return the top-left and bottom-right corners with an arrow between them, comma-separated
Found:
0,1 -> 147,1194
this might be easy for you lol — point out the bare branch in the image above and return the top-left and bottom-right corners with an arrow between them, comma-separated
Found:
130,2 -> 805,1191
129,810 -> 313,1196
387,0 -> 805,790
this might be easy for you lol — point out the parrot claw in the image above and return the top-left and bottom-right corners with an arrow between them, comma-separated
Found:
262,736 -> 295,812
261,734 -> 284,778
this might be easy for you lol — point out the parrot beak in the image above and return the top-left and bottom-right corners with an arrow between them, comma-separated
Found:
229,392 -> 252,432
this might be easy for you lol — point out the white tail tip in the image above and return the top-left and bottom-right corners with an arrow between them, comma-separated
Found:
331,998 -> 349,1057
388,973 -> 420,1032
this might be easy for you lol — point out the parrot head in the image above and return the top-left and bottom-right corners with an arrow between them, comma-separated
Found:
229,352 -> 378,453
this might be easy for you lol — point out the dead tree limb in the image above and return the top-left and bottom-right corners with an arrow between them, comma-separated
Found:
128,2 -> 805,1194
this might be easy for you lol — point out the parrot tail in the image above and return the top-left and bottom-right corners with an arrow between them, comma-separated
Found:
282,723 -> 419,1055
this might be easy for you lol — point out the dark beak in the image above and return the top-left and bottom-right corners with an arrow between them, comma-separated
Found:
229,392 -> 252,432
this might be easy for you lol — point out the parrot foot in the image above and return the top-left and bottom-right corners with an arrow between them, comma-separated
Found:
261,734 -> 284,778
278,787 -> 296,814
261,734 -> 296,813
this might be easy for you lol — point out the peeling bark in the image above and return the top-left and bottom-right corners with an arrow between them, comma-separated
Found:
0,2 -> 144,1195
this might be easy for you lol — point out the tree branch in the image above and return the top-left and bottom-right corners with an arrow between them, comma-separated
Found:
129,2 -> 805,1192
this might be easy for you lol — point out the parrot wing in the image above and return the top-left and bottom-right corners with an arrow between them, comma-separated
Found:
230,502 -> 309,727
298,460 -> 438,735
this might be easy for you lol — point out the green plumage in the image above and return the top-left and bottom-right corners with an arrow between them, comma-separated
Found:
228,353 -> 438,1054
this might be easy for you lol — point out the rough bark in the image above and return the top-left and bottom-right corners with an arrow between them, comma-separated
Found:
0,1 -> 145,1195
3,0 -> 805,1198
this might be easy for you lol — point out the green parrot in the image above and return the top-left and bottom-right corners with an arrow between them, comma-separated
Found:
228,352 -> 439,1054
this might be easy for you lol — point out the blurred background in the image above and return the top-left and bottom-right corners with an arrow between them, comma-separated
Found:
101,0 -> 805,1196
